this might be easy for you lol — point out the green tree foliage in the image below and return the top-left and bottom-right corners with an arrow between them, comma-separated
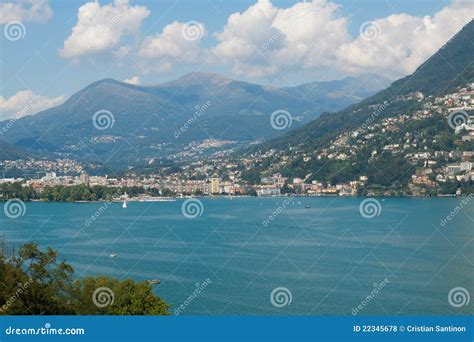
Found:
0,243 -> 170,315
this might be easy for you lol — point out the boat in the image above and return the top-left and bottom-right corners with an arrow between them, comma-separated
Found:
147,279 -> 161,285
110,254 -> 117,258
305,205 -> 311,209
122,200 -> 128,208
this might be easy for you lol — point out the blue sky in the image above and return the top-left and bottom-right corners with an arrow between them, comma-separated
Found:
1,0 -> 473,120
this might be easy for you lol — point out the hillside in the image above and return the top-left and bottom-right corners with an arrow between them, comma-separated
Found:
0,73 -> 389,165
268,20 -> 474,151
241,20 -> 474,195
0,141 -> 32,161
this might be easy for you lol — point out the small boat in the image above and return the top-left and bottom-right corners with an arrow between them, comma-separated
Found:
147,279 -> 161,285
122,200 -> 128,209
110,254 -> 117,258
305,205 -> 311,209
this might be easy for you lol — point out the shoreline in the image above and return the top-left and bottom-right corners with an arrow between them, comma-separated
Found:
3,194 -> 469,203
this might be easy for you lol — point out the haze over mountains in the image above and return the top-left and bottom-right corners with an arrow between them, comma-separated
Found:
0,72 -> 390,164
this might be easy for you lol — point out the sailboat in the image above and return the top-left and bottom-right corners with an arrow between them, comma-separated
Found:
122,192 -> 128,208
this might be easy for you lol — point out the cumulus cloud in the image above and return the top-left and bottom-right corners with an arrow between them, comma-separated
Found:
0,90 -> 64,120
0,0 -> 52,24
211,0 -> 473,78
212,0 -> 349,77
57,0 -> 474,79
123,76 -> 140,85
60,0 -> 149,59
336,0 -> 474,76
137,21 -> 206,72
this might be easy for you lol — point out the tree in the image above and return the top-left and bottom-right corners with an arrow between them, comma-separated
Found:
0,243 -> 170,316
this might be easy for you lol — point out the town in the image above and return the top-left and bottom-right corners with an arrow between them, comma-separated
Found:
1,84 -> 473,199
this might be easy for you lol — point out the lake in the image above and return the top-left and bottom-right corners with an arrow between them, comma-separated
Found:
1,197 -> 472,315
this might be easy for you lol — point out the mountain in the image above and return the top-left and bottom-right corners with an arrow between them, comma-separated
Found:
267,20 -> 474,150
0,73 -> 389,165
283,74 -> 391,102
0,141 -> 32,161
243,20 -> 474,193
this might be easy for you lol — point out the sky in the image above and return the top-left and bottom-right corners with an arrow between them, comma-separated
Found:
0,0 -> 473,120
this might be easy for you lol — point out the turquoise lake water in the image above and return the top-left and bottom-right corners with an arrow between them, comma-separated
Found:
1,197 -> 472,315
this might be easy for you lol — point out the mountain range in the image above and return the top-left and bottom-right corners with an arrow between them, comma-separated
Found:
266,19 -> 474,151
0,73 -> 390,164
242,20 -> 474,191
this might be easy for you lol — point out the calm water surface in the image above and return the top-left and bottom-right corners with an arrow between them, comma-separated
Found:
1,197 -> 473,315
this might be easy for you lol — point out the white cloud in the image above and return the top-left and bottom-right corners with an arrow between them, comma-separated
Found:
57,0 -> 474,79
0,0 -> 52,24
0,90 -> 64,120
212,0 -> 350,77
138,21 -> 206,72
60,0 -> 149,59
336,0 -> 474,76
123,76 -> 140,85
211,0 -> 473,78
